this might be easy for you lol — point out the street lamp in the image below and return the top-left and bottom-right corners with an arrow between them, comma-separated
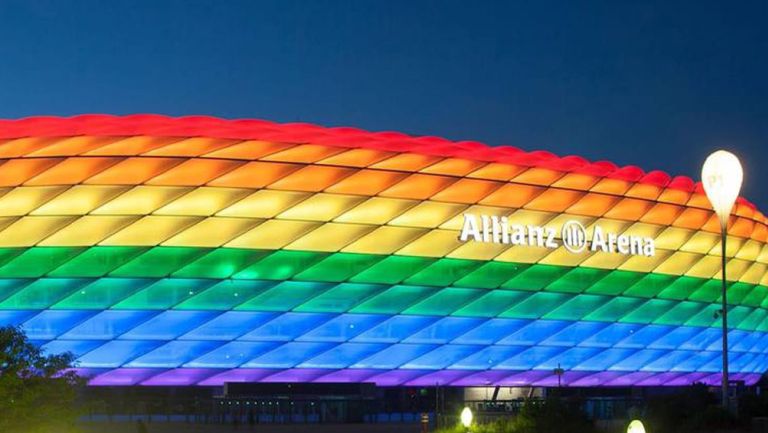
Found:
460,407 -> 473,432
701,149 -> 743,410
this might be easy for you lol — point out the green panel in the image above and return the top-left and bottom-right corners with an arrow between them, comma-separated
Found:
404,259 -> 482,287
0,278 -> 91,309
543,294 -> 608,321
294,253 -> 383,282
583,297 -> 647,322
453,290 -> 532,318
350,256 -> 434,284
0,279 -> 33,303
620,299 -> 676,324
502,265 -> 569,291
402,287 -> 483,315
743,285 -> 768,308
0,247 -> 86,278
175,280 -> 276,310
52,278 -> 152,309
546,267 -> 610,294
688,280 -> 724,303
656,277 -> 706,301
727,283 -> 755,306
685,304 -> 719,327
455,261 -> 528,289
173,249 -> 271,279
294,283 -> 384,313
0,248 -> 26,268
48,247 -> 148,277
739,309 -> 767,331
728,306 -> 754,328
757,315 -> 768,332
111,278 -> 215,309
623,274 -> 676,298
110,247 -> 210,278
653,301 -> 707,326
350,285 -> 437,314
234,250 -> 328,280
235,281 -> 332,311
585,270 -> 645,296
499,292 -> 571,319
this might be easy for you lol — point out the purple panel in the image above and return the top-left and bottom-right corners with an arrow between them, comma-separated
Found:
314,369 -> 380,383
665,372 -> 710,386
69,368 -> 108,381
141,368 -> 222,386
697,373 -> 722,385
603,372 -> 656,386
89,368 -> 165,386
404,369 -> 475,386
198,369 -> 278,386
569,372 -> 624,387
366,369 -> 429,386
636,372 -> 683,386
453,370 -> 522,386
497,370 -> 551,386
740,373 -> 762,385
262,369 -> 332,383
531,371 -> 592,387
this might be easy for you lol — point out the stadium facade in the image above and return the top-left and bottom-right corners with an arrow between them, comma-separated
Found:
0,114 -> 766,387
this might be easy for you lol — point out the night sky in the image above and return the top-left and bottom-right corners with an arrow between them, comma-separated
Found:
1,1 -> 766,208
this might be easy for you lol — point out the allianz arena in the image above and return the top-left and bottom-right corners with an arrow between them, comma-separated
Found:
0,114 -> 766,387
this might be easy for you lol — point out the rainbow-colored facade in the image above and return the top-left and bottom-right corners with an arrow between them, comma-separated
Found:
0,115 -> 766,386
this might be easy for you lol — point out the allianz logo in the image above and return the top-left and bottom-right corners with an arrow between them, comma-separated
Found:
458,213 -> 656,257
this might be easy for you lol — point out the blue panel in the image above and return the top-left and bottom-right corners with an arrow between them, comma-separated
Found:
352,344 -> 437,369
541,322 -> 609,347
179,311 -> 277,341
184,341 -> 279,368
497,320 -> 570,346
242,342 -> 335,368
401,345 -> 480,369
451,318 -> 528,345
647,327 -> 705,350
579,323 -> 643,348
705,330 -> 744,351
298,343 -> 386,368
722,330 -> 750,352
749,334 -> 768,354
730,352 -> 756,371
495,346 -> 565,369
574,348 -> 637,371
60,310 -> 158,340
609,349 -> 667,371
120,311 -> 221,340
239,313 -> 334,342
351,316 -> 438,343
403,317 -> 485,344
535,347 -> 602,370
42,339 -> 104,357
733,332 -> 762,352
678,327 -> 721,351
615,325 -> 673,348
450,346 -> 527,370
297,314 -> 387,342
700,353 -> 725,372
673,351 -> 720,372
644,350 -> 696,372
126,340 -> 224,368
77,340 -> 164,368
22,310 -> 97,339
745,354 -> 768,373
0,310 -> 36,326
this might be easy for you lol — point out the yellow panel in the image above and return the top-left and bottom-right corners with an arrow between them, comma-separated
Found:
38,215 -> 138,246
757,245 -> 768,264
654,227 -> 694,250
617,250 -> 672,273
217,190 -> 311,218
154,187 -> 252,216
317,148 -> 395,168
277,193 -> 367,222
334,198 -> 417,225
163,217 -> 263,247
735,239 -> 763,261
420,158 -> 485,176
439,205 -> 515,231
684,255 -> 721,279
679,232 -> 719,254
618,222 -> 664,239
31,186 -> 130,216
342,226 -> 428,255
226,220 -> 320,249
494,245 -> 552,264
0,186 -> 68,216
284,223 -> 375,252
466,163 -> 526,181
389,202 -> 467,228
740,263 -> 767,285
507,209 -> 559,227
543,214 -> 596,234
100,216 -> 202,246
92,186 -> 192,215
580,251 -> 631,270
652,252 -> 702,275
396,230 -> 463,258
713,258 -> 751,282
537,247 -> 593,267
143,137 -> 239,157
447,241 -> 511,261
261,144 -> 346,163
0,216 -> 77,247
708,235 -> 745,258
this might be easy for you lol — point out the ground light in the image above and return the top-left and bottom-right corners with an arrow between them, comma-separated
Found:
460,406 -> 473,431
701,149 -> 744,409
627,419 -> 646,433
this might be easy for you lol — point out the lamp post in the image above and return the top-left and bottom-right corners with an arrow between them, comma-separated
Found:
460,407 -> 473,432
701,150 -> 743,410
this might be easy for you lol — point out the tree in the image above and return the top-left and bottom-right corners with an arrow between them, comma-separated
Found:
0,325 -> 86,433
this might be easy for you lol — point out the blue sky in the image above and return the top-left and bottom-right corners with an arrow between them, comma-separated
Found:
1,0 -> 766,207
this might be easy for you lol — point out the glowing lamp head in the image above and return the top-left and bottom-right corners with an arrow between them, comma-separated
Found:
627,419 -> 646,433
701,150 -> 743,227
460,407 -> 473,428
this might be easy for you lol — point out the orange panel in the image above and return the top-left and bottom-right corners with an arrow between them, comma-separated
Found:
624,183 -> 662,200
0,158 -> 63,186
590,178 -> 632,195
730,217 -> 755,238
524,189 -> 583,212
431,178 -> 501,204
687,192 -> 712,209
146,159 -> 244,186
674,207 -> 712,230
551,173 -> 600,190
639,203 -> 683,226
318,148 -> 395,167
603,198 -> 655,221
565,193 -> 620,217
420,158 -> 485,176
208,161 -> 302,188
24,157 -> 122,186
753,223 -> 768,242
512,168 -> 563,186
0,137 -> 61,158
735,203 -> 755,219
379,173 -> 457,200
25,136 -> 122,157
325,169 -> 408,195
370,153 -> 443,172
85,157 -> 184,185
478,183 -> 544,208
656,188 -> 690,205
268,165 -> 356,192
466,163 -> 526,181
144,137 -> 240,157
203,140 -> 295,160
84,136 -> 183,156
261,144 -> 346,163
